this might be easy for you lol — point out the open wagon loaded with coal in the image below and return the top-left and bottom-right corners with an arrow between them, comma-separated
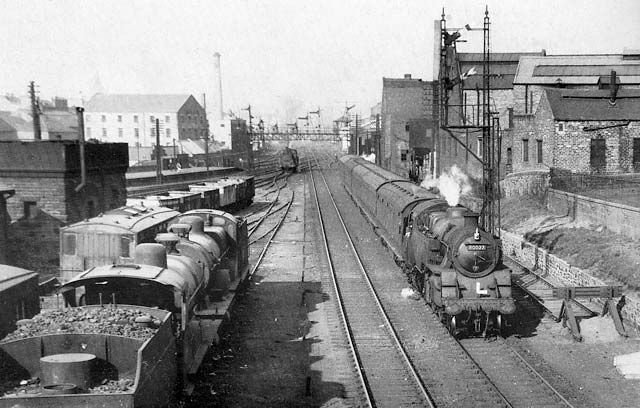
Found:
0,304 -> 173,407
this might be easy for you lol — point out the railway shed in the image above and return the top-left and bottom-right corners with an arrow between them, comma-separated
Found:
0,265 -> 39,339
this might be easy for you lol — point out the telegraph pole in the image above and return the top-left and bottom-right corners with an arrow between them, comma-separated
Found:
155,118 -> 162,184
29,81 -> 42,140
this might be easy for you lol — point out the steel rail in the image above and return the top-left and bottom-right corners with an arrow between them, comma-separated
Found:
308,154 -> 373,408
311,151 -> 435,408
506,340 -> 578,408
247,190 -> 295,278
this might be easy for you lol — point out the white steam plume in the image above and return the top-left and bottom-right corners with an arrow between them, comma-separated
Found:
420,165 -> 471,206
360,153 -> 376,163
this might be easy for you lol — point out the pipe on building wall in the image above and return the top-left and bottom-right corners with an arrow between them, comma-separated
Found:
75,107 -> 86,192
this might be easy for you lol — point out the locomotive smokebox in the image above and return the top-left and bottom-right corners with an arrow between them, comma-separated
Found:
445,206 -> 466,219
134,243 -> 167,268
463,212 -> 479,228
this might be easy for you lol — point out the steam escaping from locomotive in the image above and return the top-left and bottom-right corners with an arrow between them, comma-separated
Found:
360,153 -> 376,163
420,165 -> 471,206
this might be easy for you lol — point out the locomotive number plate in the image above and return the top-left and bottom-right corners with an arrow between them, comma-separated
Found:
466,244 -> 487,251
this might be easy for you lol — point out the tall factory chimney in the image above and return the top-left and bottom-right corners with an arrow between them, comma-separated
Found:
213,52 -> 224,122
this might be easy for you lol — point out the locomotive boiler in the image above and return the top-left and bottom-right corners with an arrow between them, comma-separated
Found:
339,154 -> 515,336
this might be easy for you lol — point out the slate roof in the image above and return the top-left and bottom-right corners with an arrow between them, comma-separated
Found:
0,111 -> 32,132
545,88 -> 640,121
515,55 -> 640,85
458,52 -> 543,90
85,94 -> 193,113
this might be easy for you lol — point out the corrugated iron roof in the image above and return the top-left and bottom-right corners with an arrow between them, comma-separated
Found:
85,94 -> 194,113
515,55 -> 640,85
545,88 -> 640,121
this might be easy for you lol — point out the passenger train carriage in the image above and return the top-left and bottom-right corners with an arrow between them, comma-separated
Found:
339,155 -> 515,336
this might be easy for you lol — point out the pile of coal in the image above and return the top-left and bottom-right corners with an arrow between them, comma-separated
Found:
2,307 -> 163,342
89,378 -> 135,393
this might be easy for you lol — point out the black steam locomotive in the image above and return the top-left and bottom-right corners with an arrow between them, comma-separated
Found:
339,155 -> 515,336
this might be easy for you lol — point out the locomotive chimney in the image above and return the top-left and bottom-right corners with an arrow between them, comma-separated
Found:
155,233 -> 180,254
178,215 -> 206,233
169,223 -> 192,239
134,243 -> 167,268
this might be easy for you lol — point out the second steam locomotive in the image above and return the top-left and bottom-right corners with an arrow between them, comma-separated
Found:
339,155 -> 515,336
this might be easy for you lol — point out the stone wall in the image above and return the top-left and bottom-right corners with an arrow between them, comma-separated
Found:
500,170 -> 550,198
500,229 -> 640,329
547,189 -> 640,239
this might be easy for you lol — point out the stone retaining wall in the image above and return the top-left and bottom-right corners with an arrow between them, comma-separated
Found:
500,229 -> 640,328
547,189 -> 640,240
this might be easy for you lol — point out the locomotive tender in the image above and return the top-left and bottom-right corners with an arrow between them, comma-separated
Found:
0,208 -> 249,407
339,155 -> 515,336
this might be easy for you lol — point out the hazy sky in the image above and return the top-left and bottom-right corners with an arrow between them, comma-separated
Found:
1,0 -> 638,125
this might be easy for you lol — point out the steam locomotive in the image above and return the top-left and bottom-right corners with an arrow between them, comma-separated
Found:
277,147 -> 299,172
339,155 -> 515,336
0,208 -> 249,407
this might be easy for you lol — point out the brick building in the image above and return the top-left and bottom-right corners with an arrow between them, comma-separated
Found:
381,75 -> 437,178
0,141 -> 128,274
438,51 -> 543,185
510,88 -> 640,175
84,94 -> 208,148
0,186 -> 15,264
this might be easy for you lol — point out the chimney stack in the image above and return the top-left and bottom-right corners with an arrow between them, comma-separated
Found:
213,52 -> 224,122
610,70 -> 619,103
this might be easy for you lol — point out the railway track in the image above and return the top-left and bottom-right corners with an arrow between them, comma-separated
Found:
458,337 -> 577,408
310,153 -> 433,407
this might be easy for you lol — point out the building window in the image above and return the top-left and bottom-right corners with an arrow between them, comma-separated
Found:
590,138 -> 606,171
166,128 -> 171,138
150,115 -> 155,123
117,115 -> 122,122
133,115 -> 139,123
400,150 -> 408,162
86,127 -> 91,138
477,138 -> 483,158
101,115 -> 106,122
537,140 -> 543,163
522,139 -> 529,162
102,128 -> 107,138
557,123 -> 565,132
63,233 -> 77,256
165,115 -> 170,123
150,127 -> 156,137
23,201 -> 37,219
118,128 -> 123,138
134,128 -> 139,138
633,138 -> 640,164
